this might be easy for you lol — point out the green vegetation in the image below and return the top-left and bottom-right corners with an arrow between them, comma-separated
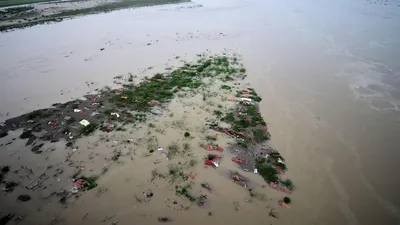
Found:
221,85 -> 231,90
112,56 -> 243,111
252,129 -> 269,142
19,130 -> 33,139
56,0 -> 188,17
175,184 -> 196,202
184,132 -> 190,137
27,110 -> 51,120
187,159 -> 197,167
168,142 -> 180,156
80,123 -> 98,136
246,106 -> 258,116
78,175 -> 98,190
281,179 -> 295,191
250,96 -> 262,102
213,110 -> 223,118
0,6 -> 34,14
256,158 -> 278,183
71,170 -> 98,190
72,103 -> 80,109
0,0 -> 54,8
111,151 -> 121,161
167,164 -> 188,183
221,75 -> 234,81
147,135 -> 159,151
283,196 -> 291,204
66,117 -> 76,125
0,0 -> 190,32
205,135 -> 217,142
183,142 -> 190,151
274,162 -> 287,171
222,112 -> 235,122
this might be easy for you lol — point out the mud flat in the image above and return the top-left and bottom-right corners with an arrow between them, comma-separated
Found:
0,0 -> 191,32
0,54 -> 294,224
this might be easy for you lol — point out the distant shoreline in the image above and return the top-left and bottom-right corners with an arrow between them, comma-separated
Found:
0,0 -> 190,32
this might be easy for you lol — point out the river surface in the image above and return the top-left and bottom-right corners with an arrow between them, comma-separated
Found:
1,0 -> 400,224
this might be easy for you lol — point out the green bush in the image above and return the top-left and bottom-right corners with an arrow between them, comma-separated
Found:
283,196 -> 291,204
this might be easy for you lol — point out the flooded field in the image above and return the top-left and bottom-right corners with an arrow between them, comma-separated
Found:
1,0 -> 400,224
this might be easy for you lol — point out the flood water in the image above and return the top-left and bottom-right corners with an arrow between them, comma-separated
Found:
1,0 -> 400,224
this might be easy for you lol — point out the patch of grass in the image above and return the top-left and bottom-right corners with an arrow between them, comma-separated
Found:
103,108 -> 114,115
221,85 -> 231,90
155,128 -> 166,134
147,136 -> 159,151
205,135 -> 217,142
183,142 -> 190,151
199,141 -> 207,148
27,110 -> 51,120
184,132 -> 190,137
237,119 -> 251,128
274,162 -> 287,171
175,184 -> 196,202
72,170 -> 81,179
112,56 -> 242,111
168,164 -> 187,183
251,116 -> 267,126
111,151 -> 122,161
252,129 -> 269,142
256,160 -> 279,183
237,139 -> 251,149
249,189 -> 267,201
134,113 -> 147,122
222,112 -> 235,122
168,142 -> 180,156
250,96 -> 262,102
188,159 -> 197,167
221,75 -> 234,81
19,130 -> 33,139
172,120 -> 185,129
78,175 -> 98,190
245,106 -> 258,116
0,5 -> 34,14
72,103 -> 80,109
80,123 -> 98,136
66,117 -> 76,125
116,126 -> 127,131
281,179 -> 295,191
213,110 -> 223,118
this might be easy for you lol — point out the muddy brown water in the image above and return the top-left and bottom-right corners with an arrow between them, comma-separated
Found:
1,0 -> 400,224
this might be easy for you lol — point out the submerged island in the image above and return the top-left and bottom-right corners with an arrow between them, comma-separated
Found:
0,54 -> 294,224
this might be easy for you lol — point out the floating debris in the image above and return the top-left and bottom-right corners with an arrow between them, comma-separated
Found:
17,195 -> 31,202
79,119 -> 90,126
158,217 -> 172,223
